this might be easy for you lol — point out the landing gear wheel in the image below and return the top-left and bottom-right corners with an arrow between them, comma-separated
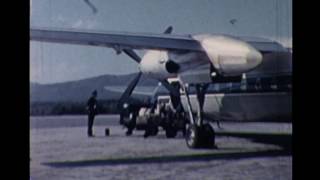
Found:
126,129 -> 133,136
185,124 -> 216,149
144,126 -> 159,138
165,126 -> 177,138
185,124 -> 201,148
201,123 -> 216,148
151,126 -> 159,136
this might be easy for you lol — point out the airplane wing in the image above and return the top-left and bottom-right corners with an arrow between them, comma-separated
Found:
30,27 -> 203,52
30,27 -> 287,54
234,37 -> 289,54
235,36 -> 288,54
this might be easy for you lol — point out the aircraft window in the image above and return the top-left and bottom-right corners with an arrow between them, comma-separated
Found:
246,78 -> 256,85
205,84 -> 215,93
219,83 -> 229,92
231,83 -> 241,92
214,84 -> 220,92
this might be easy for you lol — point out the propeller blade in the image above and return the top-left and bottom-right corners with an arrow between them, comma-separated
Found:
118,72 -> 142,106
123,49 -> 141,63
159,79 -> 180,97
160,79 -> 184,111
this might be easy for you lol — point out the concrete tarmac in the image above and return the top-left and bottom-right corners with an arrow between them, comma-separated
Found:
30,115 -> 292,180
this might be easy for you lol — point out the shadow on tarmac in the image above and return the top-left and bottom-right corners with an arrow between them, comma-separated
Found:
43,150 -> 290,168
215,132 -> 292,151
43,132 -> 291,168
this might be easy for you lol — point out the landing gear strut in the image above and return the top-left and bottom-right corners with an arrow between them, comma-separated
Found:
182,83 -> 216,149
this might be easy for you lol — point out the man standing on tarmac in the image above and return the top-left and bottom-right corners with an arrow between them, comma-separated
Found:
86,90 -> 98,137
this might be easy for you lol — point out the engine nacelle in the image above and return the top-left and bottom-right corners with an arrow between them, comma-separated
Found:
139,50 -> 178,79
139,34 -> 263,81
193,34 -> 263,76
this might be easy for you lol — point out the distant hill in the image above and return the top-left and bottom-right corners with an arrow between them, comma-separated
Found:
30,73 -> 158,103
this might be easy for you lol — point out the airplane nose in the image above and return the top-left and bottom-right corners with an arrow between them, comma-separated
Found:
246,48 -> 262,69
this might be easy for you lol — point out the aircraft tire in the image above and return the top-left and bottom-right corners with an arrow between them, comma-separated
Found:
152,126 -> 159,136
147,126 -> 158,136
185,124 -> 202,148
200,123 -> 216,148
185,124 -> 216,149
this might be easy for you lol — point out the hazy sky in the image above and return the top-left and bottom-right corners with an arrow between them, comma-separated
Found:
30,0 -> 292,84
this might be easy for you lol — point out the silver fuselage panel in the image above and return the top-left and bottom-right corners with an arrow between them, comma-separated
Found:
180,92 -> 291,122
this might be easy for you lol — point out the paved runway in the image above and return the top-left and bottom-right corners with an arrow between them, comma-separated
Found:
30,115 -> 292,180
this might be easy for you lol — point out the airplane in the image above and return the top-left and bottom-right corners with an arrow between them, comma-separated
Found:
30,26 -> 291,149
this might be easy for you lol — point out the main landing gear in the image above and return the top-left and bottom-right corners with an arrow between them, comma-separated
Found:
181,83 -> 216,149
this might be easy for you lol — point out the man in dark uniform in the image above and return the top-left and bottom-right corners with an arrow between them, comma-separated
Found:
86,90 -> 98,137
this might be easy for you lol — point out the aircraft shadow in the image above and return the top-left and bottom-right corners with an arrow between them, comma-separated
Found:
215,132 -> 292,151
43,149 -> 290,168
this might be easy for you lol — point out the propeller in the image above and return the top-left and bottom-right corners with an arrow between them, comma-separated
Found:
159,79 -> 180,97
122,49 -> 141,63
118,72 -> 142,108
117,26 -> 180,109
117,49 -> 179,107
